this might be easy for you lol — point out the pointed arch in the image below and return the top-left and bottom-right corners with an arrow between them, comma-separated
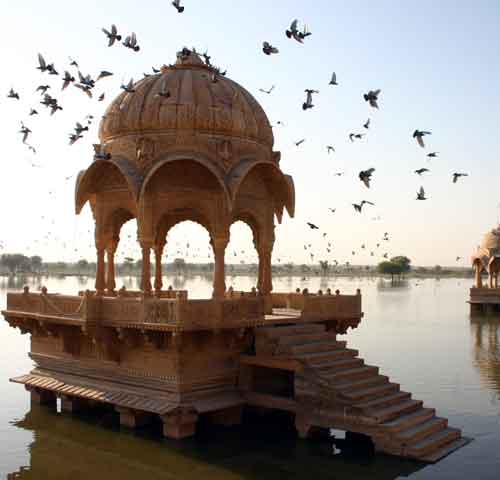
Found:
228,159 -> 295,221
75,157 -> 141,215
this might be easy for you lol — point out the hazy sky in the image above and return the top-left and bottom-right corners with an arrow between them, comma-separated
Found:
1,0 -> 499,267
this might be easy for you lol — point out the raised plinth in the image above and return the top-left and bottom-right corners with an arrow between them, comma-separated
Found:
2,286 -> 363,441
469,287 -> 500,315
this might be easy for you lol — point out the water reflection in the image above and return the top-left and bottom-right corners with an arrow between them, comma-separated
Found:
471,317 -> 500,397
7,407 -> 424,480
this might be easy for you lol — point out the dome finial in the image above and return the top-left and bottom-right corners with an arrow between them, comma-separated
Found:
175,47 -> 205,67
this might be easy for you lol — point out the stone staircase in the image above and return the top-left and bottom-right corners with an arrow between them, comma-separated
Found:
256,323 -> 469,463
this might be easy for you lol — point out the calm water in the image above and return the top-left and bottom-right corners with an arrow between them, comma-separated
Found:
1,275 -> 499,479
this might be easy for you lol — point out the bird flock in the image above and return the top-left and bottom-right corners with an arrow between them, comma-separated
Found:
1,4 -> 470,269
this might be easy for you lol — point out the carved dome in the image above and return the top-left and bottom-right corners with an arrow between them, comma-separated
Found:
99,49 -> 273,147
481,226 -> 500,251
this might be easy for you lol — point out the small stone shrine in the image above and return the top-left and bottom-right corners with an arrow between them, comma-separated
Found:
3,49 -> 468,462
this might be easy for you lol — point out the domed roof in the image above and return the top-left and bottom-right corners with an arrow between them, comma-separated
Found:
99,49 -> 273,147
481,225 -> 500,250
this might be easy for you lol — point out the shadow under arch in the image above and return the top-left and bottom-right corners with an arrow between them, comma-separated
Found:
138,152 -> 232,212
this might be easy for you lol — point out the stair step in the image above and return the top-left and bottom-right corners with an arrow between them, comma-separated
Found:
342,382 -> 399,402
290,340 -> 349,354
315,357 -> 364,372
259,324 -> 325,337
355,391 -> 411,411
295,348 -> 359,363
326,365 -> 379,382
370,399 -> 423,423
337,375 -> 390,392
406,427 -> 461,458
281,334 -> 341,347
381,408 -> 436,433
395,417 -> 448,444
420,437 -> 470,463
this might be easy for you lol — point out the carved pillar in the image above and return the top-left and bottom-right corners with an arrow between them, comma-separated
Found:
154,242 -> 165,296
212,237 -> 228,299
495,273 -> 499,289
489,270 -> 494,289
95,247 -> 106,296
140,243 -> 153,295
106,238 -> 119,295
475,263 -> 483,288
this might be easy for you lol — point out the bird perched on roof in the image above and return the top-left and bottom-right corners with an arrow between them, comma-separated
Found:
415,168 -> 430,175
172,0 -> 185,12
413,130 -> 432,148
156,84 -> 171,98
123,32 -> 140,52
353,201 -> 375,213
102,24 -> 122,46
452,173 -> 468,183
303,89 -> 318,110
19,123 -> 31,144
7,88 -> 20,100
61,71 -> 75,90
364,89 -> 381,109
93,144 -> 112,160
349,133 -> 365,142
262,42 -> 279,55
416,186 -> 427,200
327,145 -> 335,154
329,72 -> 338,85
359,168 -> 375,188
120,79 -> 136,93
307,222 -> 319,230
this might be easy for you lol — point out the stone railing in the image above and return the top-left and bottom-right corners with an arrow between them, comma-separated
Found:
4,287 -> 265,331
271,288 -> 362,319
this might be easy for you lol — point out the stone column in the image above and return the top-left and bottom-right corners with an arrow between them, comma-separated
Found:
495,273 -> 499,289
106,238 -> 119,295
95,246 -> 106,296
258,247 -> 273,296
475,264 -> 483,288
154,242 -> 165,296
161,408 -> 198,439
140,243 -> 153,295
212,237 -> 228,299
489,270 -> 495,289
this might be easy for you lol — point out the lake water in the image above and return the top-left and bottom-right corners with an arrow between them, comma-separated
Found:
1,274 -> 499,479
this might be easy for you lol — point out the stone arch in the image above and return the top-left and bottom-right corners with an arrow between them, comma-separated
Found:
228,159 -> 295,221
139,152 -> 231,211
75,157 -> 141,215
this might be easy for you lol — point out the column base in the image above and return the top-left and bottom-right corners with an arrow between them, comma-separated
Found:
29,388 -> 57,408
161,409 -> 198,439
61,395 -> 89,413
115,407 -> 153,428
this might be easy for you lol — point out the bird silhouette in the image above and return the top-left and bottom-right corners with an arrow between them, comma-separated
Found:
123,33 -> 140,52
415,168 -> 430,175
329,72 -> 338,85
307,222 -> 319,230
7,88 -> 20,100
61,71 -> 75,90
413,130 -> 432,148
303,89 -> 318,110
102,24 -> 122,46
364,89 -> 381,109
326,145 -> 335,154
353,200 -> 375,213
294,139 -> 306,147
259,85 -> 275,94
416,186 -> 427,200
359,168 -> 375,188
452,173 -> 468,183
262,42 -> 279,55
172,0 -> 185,13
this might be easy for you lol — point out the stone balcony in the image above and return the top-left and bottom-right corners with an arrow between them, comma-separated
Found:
2,286 -> 363,336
